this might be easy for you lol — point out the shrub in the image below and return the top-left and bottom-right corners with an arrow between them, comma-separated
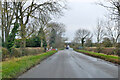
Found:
14,39 -> 21,48
22,47 -> 44,56
2,48 -> 10,60
96,47 -> 103,53
11,48 -> 22,57
2,47 -> 45,61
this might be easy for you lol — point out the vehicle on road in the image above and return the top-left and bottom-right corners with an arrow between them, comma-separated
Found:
66,45 -> 69,49
66,47 -> 69,49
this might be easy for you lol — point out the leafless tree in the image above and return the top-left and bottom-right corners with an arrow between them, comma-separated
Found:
1,0 -> 67,48
98,0 -> 120,54
98,0 -> 120,20
105,20 -> 119,47
95,20 -> 106,44
75,28 -> 91,47
98,0 -> 120,43
0,1 -> 16,46
17,0 -> 66,48
94,19 -> 106,52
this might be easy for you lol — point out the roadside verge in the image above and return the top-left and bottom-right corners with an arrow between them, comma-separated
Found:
74,49 -> 120,64
2,50 -> 57,79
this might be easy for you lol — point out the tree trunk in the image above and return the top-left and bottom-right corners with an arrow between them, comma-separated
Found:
20,24 -> 26,56
41,39 -> 43,47
81,38 -> 85,47
20,24 -> 26,48
1,3 -> 5,47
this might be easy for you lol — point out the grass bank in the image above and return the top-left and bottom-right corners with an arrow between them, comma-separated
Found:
74,49 -> 120,64
1,50 -> 57,79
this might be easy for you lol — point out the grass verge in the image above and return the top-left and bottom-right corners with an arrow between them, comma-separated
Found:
1,50 -> 57,79
74,49 -> 120,64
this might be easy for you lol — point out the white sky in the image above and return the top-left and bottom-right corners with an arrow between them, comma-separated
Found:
0,0 -> 109,42
56,0 -> 109,42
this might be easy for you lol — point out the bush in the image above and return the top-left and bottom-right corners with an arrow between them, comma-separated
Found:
12,48 -> 44,56
2,47 -> 45,61
14,39 -> 21,48
96,47 -> 103,53
11,48 -> 22,57
85,47 -> 117,55
2,48 -> 10,60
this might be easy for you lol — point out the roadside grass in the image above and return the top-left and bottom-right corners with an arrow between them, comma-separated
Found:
1,50 -> 57,79
74,49 -> 120,64
58,48 -> 65,50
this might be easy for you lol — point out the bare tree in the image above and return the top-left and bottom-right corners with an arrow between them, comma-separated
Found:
98,0 -> 120,54
94,20 -> 106,52
105,20 -> 119,47
1,0 -> 67,49
0,2 -> 16,46
98,0 -> 120,43
95,20 -> 106,44
75,28 -> 91,47
98,0 -> 120,20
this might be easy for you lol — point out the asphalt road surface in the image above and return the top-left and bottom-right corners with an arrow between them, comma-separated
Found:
19,48 -> 118,78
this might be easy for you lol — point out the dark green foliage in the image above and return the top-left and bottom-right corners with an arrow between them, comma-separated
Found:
38,27 -> 47,48
15,27 -> 47,48
22,27 -> 47,48
6,23 -> 19,51
26,35 -> 41,47
14,39 -> 21,48
43,39 -> 47,47
38,27 -> 45,40
34,36 -> 41,47
15,35 -> 43,48
49,28 -> 56,48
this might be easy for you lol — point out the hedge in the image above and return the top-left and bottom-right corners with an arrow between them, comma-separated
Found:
2,47 -> 44,61
74,49 -> 120,64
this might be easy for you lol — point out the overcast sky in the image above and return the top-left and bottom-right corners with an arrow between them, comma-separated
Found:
0,0 -> 109,42
56,0 -> 109,42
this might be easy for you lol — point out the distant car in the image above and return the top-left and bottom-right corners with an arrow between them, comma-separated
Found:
66,47 -> 69,49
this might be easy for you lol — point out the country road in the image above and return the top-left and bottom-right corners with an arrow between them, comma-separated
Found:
19,48 -> 118,78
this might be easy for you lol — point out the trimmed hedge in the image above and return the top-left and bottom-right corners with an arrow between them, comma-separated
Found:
11,47 -> 44,57
2,47 -> 44,61
85,47 -> 120,55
